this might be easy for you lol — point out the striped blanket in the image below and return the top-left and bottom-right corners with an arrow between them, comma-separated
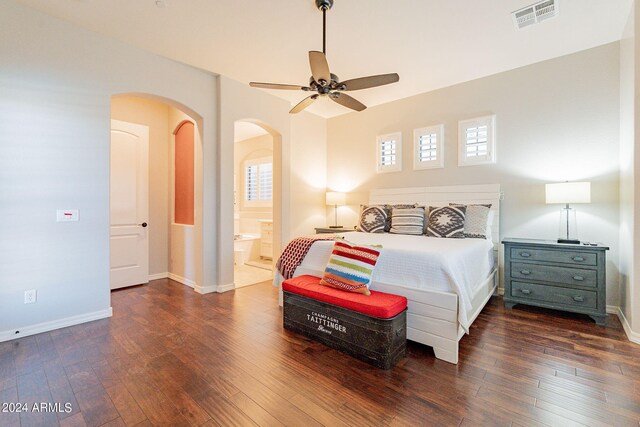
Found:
276,236 -> 337,280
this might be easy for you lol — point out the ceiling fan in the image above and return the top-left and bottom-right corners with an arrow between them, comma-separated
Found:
250,0 -> 399,114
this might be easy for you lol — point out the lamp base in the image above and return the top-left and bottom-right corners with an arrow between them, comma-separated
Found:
557,238 -> 580,244
329,225 -> 343,229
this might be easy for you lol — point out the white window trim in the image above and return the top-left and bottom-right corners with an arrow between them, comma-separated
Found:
376,132 -> 402,173
458,115 -> 496,167
244,156 -> 273,208
413,124 -> 444,170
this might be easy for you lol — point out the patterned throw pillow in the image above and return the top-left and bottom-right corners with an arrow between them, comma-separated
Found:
320,241 -> 382,295
389,207 -> 425,235
384,204 -> 417,231
449,203 -> 492,239
426,206 -> 466,238
357,205 -> 387,233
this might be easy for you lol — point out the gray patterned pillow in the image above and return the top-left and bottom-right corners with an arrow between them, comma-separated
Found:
449,203 -> 492,239
357,205 -> 387,233
389,207 -> 425,235
384,204 -> 417,231
426,206 -> 466,238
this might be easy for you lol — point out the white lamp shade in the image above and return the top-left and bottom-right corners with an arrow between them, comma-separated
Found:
326,191 -> 346,206
545,182 -> 591,204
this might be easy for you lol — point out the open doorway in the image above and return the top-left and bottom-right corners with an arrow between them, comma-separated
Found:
233,121 -> 276,288
110,95 -> 202,290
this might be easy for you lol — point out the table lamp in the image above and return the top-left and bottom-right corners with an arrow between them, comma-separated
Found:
326,191 -> 346,228
545,182 -> 591,244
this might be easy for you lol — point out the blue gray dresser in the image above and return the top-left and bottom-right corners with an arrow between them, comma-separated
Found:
502,238 -> 608,325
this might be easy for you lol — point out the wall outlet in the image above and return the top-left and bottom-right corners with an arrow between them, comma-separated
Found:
24,289 -> 36,304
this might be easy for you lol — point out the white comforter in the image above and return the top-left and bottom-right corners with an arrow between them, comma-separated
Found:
276,232 -> 495,330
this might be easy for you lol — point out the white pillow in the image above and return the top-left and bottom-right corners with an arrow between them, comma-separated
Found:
486,210 -> 495,240
449,203 -> 492,239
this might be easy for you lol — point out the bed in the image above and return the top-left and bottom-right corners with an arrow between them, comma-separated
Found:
276,184 -> 502,364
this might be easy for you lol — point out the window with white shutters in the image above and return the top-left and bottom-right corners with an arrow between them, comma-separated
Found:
258,162 -> 272,201
245,164 -> 258,200
244,157 -> 272,207
458,115 -> 496,166
376,132 -> 402,173
414,125 -> 444,170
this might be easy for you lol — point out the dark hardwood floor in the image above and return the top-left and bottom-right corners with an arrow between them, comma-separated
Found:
1,278 -> 640,427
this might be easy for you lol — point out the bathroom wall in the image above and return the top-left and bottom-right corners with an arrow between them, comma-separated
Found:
234,133 -> 273,235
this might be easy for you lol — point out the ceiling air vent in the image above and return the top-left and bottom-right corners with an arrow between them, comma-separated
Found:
512,0 -> 558,30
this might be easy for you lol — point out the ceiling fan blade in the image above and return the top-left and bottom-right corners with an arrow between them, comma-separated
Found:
339,73 -> 400,91
309,51 -> 331,84
250,82 -> 309,91
330,92 -> 366,112
289,95 -> 318,114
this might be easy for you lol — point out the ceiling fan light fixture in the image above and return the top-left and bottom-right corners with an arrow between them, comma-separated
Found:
249,0 -> 399,114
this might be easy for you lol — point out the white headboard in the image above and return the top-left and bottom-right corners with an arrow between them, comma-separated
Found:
369,184 -> 502,246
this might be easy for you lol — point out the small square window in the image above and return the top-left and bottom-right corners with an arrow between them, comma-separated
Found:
458,115 -> 496,166
376,132 -> 402,173
414,125 -> 444,170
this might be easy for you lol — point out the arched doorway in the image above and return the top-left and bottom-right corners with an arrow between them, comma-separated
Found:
233,120 -> 282,288
110,94 -> 204,292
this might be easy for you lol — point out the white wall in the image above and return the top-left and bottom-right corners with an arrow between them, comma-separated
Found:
619,0 -> 640,339
327,44 -> 621,305
290,112 -> 328,237
634,1 -> 640,336
0,1 -> 217,338
111,96 -> 170,277
219,77 -> 327,291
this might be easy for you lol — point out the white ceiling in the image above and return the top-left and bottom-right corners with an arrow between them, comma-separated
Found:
16,0 -> 632,118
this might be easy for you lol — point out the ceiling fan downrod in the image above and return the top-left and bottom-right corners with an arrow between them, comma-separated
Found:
249,0 -> 399,114
315,0 -> 333,54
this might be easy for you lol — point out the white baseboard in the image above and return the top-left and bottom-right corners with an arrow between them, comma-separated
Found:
168,272 -> 195,288
0,308 -> 113,343
216,283 -> 235,293
606,305 -> 618,315
148,272 -> 168,281
609,305 -> 640,344
168,273 -> 230,294
194,284 -> 219,294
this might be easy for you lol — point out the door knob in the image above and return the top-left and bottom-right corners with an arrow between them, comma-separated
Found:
140,222 -> 148,228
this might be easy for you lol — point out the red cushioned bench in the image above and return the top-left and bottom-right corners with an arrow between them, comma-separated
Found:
282,275 -> 407,369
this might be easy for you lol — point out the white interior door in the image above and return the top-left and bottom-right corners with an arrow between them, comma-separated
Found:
110,120 -> 149,289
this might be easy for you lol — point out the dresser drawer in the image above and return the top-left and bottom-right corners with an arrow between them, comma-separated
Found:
511,281 -> 597,309
510,247 -> 596,266
510,262 -> 597,288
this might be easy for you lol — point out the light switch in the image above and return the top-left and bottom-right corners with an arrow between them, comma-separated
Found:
56,209 -> 79,222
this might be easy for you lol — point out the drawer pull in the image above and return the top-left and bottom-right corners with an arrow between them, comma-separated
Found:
572,275 -> 585,281
520,289 -> 532,295
520,270 -> 531,275
573,296 -> 584,302
572,256 -> 585,262
520,252 -> 531,258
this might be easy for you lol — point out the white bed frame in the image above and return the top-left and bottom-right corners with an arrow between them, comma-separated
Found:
368,184 -> 502,364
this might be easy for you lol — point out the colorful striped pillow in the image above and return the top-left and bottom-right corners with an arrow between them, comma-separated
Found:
320,241 -> 382,295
